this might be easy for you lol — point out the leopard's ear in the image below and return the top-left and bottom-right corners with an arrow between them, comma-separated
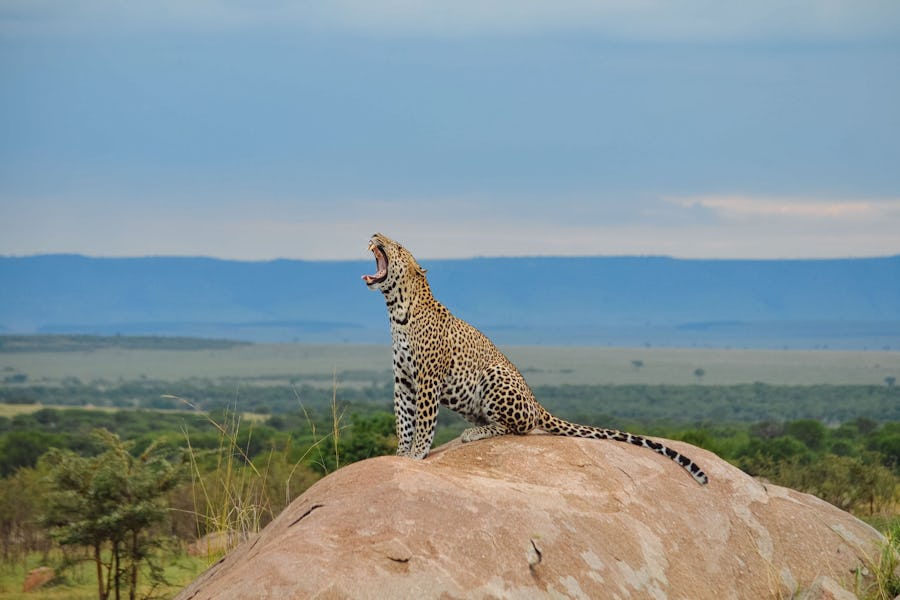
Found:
398,244 -> 427,277
410,259 -> 427,278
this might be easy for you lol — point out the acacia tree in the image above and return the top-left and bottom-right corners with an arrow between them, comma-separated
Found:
41,429 -> 181,600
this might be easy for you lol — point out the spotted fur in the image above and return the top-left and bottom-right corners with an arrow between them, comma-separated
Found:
363,233 -> 708,485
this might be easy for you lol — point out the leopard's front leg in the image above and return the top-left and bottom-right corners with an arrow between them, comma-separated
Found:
409,376 -> 440,459
393,381 -> 416,456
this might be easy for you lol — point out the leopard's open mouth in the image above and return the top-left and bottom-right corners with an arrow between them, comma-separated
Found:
362,242 -> 388,286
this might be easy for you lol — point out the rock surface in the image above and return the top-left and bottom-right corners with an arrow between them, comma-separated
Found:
176,435 -> 884,599
22,566 -> 54,592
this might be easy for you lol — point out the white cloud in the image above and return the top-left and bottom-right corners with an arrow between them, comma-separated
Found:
664,195 -> 900,221
3,192 -> 899,260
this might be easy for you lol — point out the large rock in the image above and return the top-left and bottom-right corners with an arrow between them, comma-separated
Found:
22,566 -> 54,593
177,435 -> 885,599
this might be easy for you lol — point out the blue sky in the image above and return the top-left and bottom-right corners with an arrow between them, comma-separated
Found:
1,1 -> 899,260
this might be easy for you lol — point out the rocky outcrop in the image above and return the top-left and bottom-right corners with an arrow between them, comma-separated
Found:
22,566 -> 54,593
177,435 -> 886,599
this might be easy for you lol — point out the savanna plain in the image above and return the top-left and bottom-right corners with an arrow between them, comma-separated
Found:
1,335 -> 898,599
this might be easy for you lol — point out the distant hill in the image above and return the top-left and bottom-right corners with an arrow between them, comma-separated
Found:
1,254 -> 898,349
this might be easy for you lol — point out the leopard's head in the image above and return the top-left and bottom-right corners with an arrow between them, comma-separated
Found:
362,233 -> 426,293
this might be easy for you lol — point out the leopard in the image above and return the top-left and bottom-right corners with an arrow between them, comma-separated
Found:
362,232 -> 708,485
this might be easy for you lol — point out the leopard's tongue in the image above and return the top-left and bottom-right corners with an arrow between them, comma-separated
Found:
362,244 -> 388,284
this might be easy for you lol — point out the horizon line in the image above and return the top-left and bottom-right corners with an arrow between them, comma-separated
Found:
3,251 -> 899,263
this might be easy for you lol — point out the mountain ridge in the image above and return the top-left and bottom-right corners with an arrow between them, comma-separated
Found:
2,254 -> 898,349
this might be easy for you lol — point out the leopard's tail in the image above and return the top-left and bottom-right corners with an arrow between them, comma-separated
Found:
539,411 -> 709,486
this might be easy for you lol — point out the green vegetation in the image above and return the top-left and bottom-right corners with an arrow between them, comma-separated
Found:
663,419 -> 899,514
3,379 -> 899,425
42,430 -> 180,600
0,551 -> 204,600
1,405 -> 898,597
534,383 -> 900,425
0,336 -> 898,597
